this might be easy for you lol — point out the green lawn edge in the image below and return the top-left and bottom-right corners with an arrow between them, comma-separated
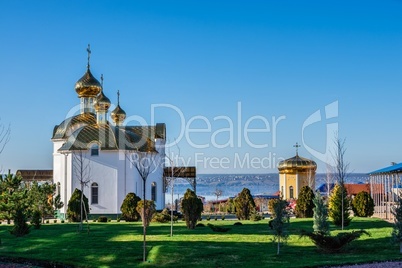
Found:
0,217 -> 401,268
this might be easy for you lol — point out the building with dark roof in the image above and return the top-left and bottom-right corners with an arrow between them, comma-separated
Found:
51,46 -> 166,219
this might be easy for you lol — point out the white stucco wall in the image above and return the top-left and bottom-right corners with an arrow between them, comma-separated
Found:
53,142 -> 166,216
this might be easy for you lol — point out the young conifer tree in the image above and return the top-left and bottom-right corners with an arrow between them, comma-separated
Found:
271,198 -> 289,255
313,191 -> 329,235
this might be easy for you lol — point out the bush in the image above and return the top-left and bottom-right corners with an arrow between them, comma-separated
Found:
117,218 -> 121,222
206,215 -> 211,221
136,200 -> 156,227
234,222 -> 243,226
31,210 -> 42,229
61,220 -> 65,223
196,223 -> 205,227
45,220 -> 49,224
67,189 -> 89,222
300,230 -> 369,253
98,216 -> 108,223
93,219 -> 97,223
181,189 -> 203,229
250,210 -> 263,221
268,198 -> 280,216
234,188 -> 256,220
351,191 -> 374,217
221,215 -> 225,221
295,186 -> 315,218
10,208 -> 31,237
329,184 -> 351,227
152,208 -> 171,223
120,193 -> 141,222
53,219 -> 57,223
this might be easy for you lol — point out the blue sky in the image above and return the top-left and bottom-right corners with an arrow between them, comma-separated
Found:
0,0 -> 401,174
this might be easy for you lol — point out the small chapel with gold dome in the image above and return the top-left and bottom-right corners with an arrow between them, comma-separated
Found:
51,46 -> 166,219
278,144 -> 317,200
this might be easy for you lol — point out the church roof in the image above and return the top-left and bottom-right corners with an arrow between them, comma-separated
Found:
57,123 -> 158,153
52,113 -> 97,140
278,154 -> 317,172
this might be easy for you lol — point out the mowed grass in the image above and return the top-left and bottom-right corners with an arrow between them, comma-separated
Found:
0,217 -> 401,267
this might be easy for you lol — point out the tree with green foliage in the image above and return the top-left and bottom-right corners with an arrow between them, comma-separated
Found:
301,191 -> 369,253
328,183 -> 351,227
392,194 -> 402,253
136,200 -> 156,227
0,172 -> 24,224
351,191 -> 374,217
223,197 -> 235,214
54,194 -> 64,211
11,207 -> 31,237
234,188 -> 256,220
0,173 -> 31,236
181,188 -> 203,229
312,191 -> 329,235
67,188 -> 89,222
120,192 -> 141,222
271,197 -> 289,255
31,210 -> 42,229
28,182 -> 56,223
295,186 -> 315,218
268,198 -> 280,216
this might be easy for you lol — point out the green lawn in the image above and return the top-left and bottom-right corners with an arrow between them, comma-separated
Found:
0,217 -> 401,267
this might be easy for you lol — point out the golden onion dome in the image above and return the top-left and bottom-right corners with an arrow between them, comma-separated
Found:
75,68 -> 102,98
111,104 -> 126,124
278,154 -> 317,173
94,90 -> 111,111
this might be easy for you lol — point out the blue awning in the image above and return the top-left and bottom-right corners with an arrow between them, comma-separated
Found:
368,162 -> 402,175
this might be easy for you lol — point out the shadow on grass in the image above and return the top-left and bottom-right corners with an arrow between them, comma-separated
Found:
0,219 -> 400,268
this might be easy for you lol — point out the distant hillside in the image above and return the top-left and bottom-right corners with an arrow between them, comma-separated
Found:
171,173 -> 369,200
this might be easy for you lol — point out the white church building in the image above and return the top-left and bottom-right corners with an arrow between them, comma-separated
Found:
52,48 -> 166,219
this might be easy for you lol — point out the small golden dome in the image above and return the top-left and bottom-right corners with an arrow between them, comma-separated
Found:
111,104 -> 126,124
278,154 -> 317,173
111,90 -> 126,125
75,68 -> 102,98
94,90 -> 111,111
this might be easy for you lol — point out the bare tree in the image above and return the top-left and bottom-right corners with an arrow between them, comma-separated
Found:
214,188 -> 223,212
307,168 -> 315,190
331,136 -> 350,230
72,150 -> 91,232
325,163 -> 333,198
0,119 -> 10,155
164,139 -> 181,237
126,150 -> 158,262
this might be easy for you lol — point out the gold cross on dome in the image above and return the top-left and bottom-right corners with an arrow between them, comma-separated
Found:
293,142 -> 301,155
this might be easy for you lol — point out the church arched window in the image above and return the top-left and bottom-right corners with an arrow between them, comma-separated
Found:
91,183 -> 99,204
91,144 -> 99,156
151,182 -> 157,202
289,186 -> 294,199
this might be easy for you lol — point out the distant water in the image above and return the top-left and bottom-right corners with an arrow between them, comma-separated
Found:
165,173 -> 369,202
